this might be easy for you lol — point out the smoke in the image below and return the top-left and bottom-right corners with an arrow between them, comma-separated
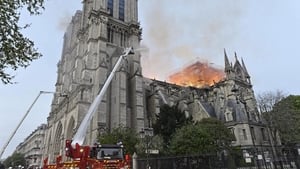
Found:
57,11 -> 73,31
139,0 -> 247,81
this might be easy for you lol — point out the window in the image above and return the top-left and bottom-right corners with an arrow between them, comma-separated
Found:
250,127 -> 256,140
230,128 -> 235,135
119,0 -> 125,21
261,128 -> 266,141
107,0 -> 113,16
107,27 -> 114,43
229,127 -> 236,140
97,147 -> 124,159
246,111 -> 251,121
120,32 -> 124,46
242,129 -> 247,140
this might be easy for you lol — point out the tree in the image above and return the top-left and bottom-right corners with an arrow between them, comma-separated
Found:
256,90 -> 286,147
271,95 -> 300,145
197,118 -> 235,152
98,127 -> 139,155
270,95 -> 300,169
0,0 -> 45,84
169,118 -> 234,155
169,122 -> 213,155
256,90 -> 286,113
152,104 -> 192,149
3,153 -> 26,169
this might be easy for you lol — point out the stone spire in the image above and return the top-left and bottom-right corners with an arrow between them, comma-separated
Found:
224,49 -> 234,79
224,49 -> 231,71
233,52 -> 244,81
241,58 -> 251,84
241,58 -> 250,78
233,52 -> 242,69
234,52 -> 238,61
233,52 -> 252,84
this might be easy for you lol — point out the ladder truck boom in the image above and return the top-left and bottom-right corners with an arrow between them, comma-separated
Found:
72,47 -> 134,147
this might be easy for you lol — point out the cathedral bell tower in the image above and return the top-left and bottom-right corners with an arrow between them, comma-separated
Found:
44,0 -> 144,161
79,0 -> 144,134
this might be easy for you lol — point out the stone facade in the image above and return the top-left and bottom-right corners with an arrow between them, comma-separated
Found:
42,0 -> 272,163
43,0 -> 143,162
15,124 -> 47,169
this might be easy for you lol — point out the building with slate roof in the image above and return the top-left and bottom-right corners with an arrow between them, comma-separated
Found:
42,0 -> 273,164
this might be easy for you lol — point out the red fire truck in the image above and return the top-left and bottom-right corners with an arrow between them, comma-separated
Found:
43,141 -> 131,169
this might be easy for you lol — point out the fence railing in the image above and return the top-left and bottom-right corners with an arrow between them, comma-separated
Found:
134,154 -> 299,169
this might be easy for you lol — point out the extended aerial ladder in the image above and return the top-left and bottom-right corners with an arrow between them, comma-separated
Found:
0,91 -> 55,159
43,47 -> 135,169
72,47 -> 134,147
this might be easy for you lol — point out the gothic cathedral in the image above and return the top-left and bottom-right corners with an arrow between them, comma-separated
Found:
43,0 -> 271,162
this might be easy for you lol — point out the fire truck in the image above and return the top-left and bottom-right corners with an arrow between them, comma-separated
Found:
43,47 -> 135,169
43,141 -> 131,169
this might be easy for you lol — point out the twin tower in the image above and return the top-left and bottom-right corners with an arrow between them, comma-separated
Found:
44,0 -> 145,160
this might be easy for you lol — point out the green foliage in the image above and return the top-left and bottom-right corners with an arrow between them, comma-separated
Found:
197,118 -> 235,151
0,0 -> 44,84
169,118 -> 235,155
271,95 -> 300,145
3,153 -> 26,168
152,104 -> 192,148
169,123 -> 213,155
98,127 -> 139,155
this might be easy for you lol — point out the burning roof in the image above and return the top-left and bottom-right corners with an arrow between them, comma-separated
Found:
168,61 -> 225,88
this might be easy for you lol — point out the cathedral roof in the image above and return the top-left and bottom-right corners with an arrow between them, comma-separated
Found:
199,101 -> 216,118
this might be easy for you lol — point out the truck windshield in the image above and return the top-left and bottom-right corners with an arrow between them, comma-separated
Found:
97,148 -> 124,159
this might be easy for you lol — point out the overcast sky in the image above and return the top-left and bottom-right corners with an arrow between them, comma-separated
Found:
1,0 -> 300,159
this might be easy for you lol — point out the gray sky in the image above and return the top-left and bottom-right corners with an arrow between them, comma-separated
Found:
1,0 -> 300,159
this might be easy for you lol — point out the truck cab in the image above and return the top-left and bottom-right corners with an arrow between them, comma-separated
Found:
90,143 -> 125,160
89,142 -> 130,169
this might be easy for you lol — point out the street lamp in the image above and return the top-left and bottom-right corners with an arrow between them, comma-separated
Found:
139,128 -> 153,169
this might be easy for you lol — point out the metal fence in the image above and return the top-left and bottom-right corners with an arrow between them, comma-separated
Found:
137,154 -> 230,169
135,154 -> 300,169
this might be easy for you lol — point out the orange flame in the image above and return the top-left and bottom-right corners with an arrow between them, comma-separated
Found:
168,61 -> 225,88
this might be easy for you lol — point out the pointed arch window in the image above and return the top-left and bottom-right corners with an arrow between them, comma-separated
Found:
242,129 -> 247,140
107,26 -> 114,43
119,0 -> 125,21
108,0 -> 113,16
